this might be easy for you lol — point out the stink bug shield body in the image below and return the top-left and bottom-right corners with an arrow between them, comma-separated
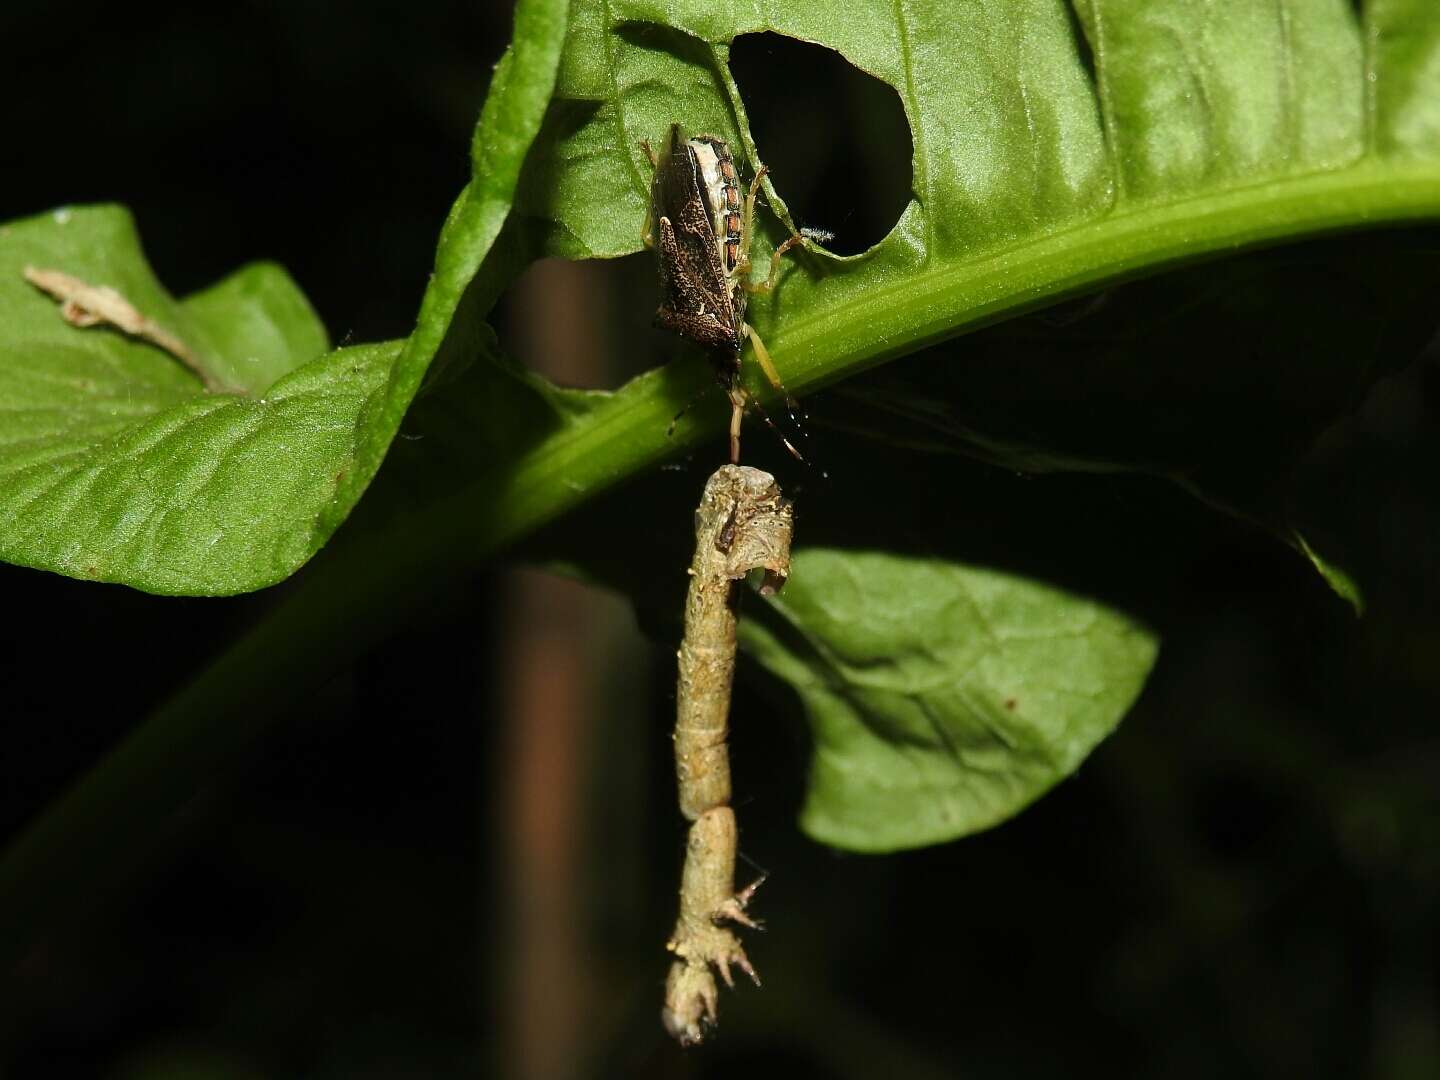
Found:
647,128 -> 748,370
643,125 -> 807,464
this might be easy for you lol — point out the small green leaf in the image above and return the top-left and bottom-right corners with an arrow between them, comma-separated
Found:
0,204 -> 408,594
0,0 -> 570,594
741,549 -> 1158,852
180,260 -> 330,393
1,206 -> 323,398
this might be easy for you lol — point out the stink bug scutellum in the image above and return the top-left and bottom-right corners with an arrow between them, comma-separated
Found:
642,124 -> 813,464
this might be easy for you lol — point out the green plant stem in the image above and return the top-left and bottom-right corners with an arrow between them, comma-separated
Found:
3,163 -> 1440,968
488,164 -> 1440,551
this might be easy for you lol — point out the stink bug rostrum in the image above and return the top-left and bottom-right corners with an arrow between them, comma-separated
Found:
642,124 -> 810,464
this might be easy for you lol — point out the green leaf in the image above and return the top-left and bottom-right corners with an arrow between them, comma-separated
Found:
0,0 -> 569,594
741,549 -> 1158,852
180,261 -> 329,394
0,204 -> 405,594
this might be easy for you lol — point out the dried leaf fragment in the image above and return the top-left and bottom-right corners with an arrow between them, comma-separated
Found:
23,265 -> 239,393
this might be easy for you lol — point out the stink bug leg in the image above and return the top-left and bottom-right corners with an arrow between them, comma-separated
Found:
723,382 -> 803,466
737,163 -> 810,295
732,163 -> 769,282
725,386 -> 745,465
734,162 -> 816,449
741,323 -> 809,464
639,138 -> 659,249
750,233 -> 808,295
742,324 -> 789,408
643,124 -> 821,465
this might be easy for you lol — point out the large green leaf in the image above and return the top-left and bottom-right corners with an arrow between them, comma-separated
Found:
424,0 -> 1440,614
742,549 -> 1157,852
513,0 -> 1440,413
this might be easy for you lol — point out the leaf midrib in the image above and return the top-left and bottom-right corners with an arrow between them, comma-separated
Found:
428,159 -> 1440,566
769,160 -> 1440,384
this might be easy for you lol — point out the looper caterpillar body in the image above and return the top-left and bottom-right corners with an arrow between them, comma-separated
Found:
663,464 -> 794,1046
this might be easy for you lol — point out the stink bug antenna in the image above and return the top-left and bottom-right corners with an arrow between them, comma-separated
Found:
668,377 -> 816,472
741,389 -> 806,465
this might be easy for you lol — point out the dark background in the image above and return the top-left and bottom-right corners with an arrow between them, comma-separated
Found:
3,3 -> 1439,1078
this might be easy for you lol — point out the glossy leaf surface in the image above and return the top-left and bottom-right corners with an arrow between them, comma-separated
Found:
742,549 -> 1156,851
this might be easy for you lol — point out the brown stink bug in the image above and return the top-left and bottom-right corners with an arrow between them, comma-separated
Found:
641,124 -> 813,464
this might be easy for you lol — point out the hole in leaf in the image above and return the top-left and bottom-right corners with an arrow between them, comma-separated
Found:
729,33 -> 911,256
